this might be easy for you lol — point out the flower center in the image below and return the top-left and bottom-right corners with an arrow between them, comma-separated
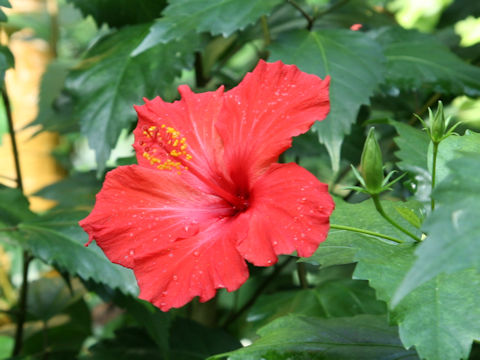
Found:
140,124 -> 250,213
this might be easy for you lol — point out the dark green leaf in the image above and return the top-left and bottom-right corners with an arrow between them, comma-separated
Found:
0,45 -> 13,83
114,294 -> 171,358
394,152 -> 480,303
66,0 -> 167,28
170,317 -> 241,360
375,27 -> 480,96
133,0 -> 282,54
27,277 -> 81,322
438,0 -> 480,28
23,297 -> 92,359
83,327 -> 161,360
247,279 -> 386,332
16,210 -> 138,294
34,171 -> 102,208
66,23 -> 198,173
211,314 -> 418,360
0,0 -> 11,23
269,29 -> 385,171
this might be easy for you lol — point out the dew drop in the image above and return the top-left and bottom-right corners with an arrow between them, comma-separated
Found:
168,253 -> 174,258
173,275 -> 178,281
193,251 -> 199,257
267,260 -> 272,264
129,249 -> 135,256
129,233 -> 134,237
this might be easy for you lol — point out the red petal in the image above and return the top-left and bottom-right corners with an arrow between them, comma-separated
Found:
235,163 -> 334,266
133,85 -> 225,182
79,165 -> 232,269
217,60 -> 330,185
134,219 -> 248,311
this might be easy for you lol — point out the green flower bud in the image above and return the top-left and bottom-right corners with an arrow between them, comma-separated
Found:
360,128 -> 384,194
431,101 -> 445,144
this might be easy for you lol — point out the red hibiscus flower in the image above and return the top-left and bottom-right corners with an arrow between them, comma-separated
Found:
79,60 -> 334,311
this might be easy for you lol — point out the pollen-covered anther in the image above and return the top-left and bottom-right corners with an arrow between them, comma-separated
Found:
141,124 -> 193,172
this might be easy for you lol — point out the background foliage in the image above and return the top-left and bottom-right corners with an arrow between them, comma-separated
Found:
1,0 -> 480,359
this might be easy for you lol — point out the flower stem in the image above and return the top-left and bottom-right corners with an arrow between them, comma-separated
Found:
329,224 -> 404,244
431,142 -> 439,211
296,262 -> 308,289
2,84 -> 32,357
287,0 -> 314,30
371,195 -> 422,242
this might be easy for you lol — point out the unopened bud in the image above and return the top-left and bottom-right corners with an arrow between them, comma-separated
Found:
431,101 -> 445,144
360,128 -> 384,193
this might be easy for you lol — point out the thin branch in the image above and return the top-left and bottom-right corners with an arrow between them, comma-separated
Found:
2,83 -> 32,357
287,0 -> 314,30
330,224 -> 405,244
2,86 -> 23,191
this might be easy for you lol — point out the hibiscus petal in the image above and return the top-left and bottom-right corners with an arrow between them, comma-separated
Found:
134,219 -> 248,311
79,165 -> 232,269
133,85 -> 226,184
235,163 -> 334,266
217,60 -> 330,185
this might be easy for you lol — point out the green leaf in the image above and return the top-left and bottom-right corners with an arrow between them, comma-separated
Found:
354,241 -> 480,360
308,198 -> 421,267
16,210 -> 138,295
0,336 -> 13,360
310,198 -> 480,359
375,27 -> 480,96
29,60 -> 76,134
66,23 -> 198,173
34,171 -> 102,208
0,186 -> 35,227
393,153 -> 480,303
133,0 -> 282,55
390,121 -> 430,173
211,314 -> 419,360
269,29 -> 385,171
427,130 -> 480,184
66,0 -> 167,28
247,279 -> 386,332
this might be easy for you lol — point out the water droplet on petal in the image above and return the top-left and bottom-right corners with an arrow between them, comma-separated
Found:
173,275 -> 178,281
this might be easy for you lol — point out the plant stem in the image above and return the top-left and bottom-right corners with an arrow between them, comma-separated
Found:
371,195 -> 422,242
330,224 -> 405,244
260,16 -> 271,46
222,256 -> 294,327
2,86 -> 23,191
430,142 -> 439,211
287,0 -> 314,30
12,252 -> 32,356
3,84 -> 32,357
194,52 -> 207,88
296,262 -> 308,289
